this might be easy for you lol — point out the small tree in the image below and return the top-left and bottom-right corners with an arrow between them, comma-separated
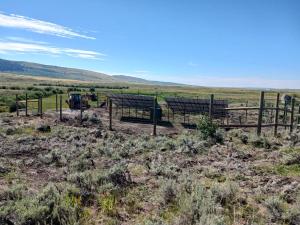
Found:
197,115 -> 218,139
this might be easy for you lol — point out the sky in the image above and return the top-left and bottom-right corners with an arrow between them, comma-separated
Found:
0,0 -> 299,88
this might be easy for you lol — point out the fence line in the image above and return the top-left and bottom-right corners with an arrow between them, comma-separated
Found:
14,92 -> 299,137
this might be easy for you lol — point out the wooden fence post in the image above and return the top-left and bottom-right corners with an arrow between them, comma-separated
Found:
284,100 -> 288,129
245,101 -> 248,122
152,97 -> 157,136
16,94 -> 19,116
298,105 -> 300,126
257,91 -> 265,136
37,97 -> 41,116
60,95 -> 62,121
56,94 -> 58,112
109,98 -> 113,131
290,97 -> 295,133
25,93 -> 28,116
209,94 -> 214,119
274,93 -> 280,136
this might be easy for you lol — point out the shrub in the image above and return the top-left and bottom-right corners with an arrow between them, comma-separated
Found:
89,114 -> 101,124
176,182 -> 224,225
211,181 -> 238,207
98,192 -> 118,216
36,123 -> 51,132
240,133 -> 249,144
197,115 -> 218,139
177,133 -> 209,155
107,164 -> 131,187
265,197 -> 285,222
5,128 -> 16,135
161,180 -> 177,205
9,102 -> 25,113
214,129 -> 224,144
250,135 -> 271,149
0,183 -> 87,225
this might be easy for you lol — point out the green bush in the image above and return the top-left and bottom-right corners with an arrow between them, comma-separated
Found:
197,115 -> 218,139
9,102 -> 25,113
250,135 -> 271,149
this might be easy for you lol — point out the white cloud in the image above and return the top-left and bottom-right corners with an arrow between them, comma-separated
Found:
0,12 -> 95,39
0,40 -> 105,60
4,36 -> 48,44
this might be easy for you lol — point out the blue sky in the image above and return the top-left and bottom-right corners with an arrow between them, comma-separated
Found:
0,0 -> 299,88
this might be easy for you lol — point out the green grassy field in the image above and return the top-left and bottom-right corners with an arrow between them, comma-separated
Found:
1,73 -> 300,113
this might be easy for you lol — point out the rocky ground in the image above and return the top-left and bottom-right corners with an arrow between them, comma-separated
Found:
0,112 -> 300,225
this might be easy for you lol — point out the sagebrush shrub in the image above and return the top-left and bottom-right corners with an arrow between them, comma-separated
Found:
265,197 -> 285,222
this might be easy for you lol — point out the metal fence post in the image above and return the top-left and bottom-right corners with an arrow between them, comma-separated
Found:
257,91 -> 265,136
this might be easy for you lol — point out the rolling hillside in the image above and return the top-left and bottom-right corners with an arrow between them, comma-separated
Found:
112,75 -> 181,86
0,58 -> 184,86
0,58 -> 115,82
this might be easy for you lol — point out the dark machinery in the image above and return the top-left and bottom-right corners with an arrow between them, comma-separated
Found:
66,93 -> 91,110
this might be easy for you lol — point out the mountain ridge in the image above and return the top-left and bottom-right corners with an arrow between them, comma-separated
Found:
0,58 -> 184,86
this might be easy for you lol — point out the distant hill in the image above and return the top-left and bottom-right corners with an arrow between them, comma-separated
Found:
112,75 -> 182,86
0,58 -> 184,86
0,58 -> 116,82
